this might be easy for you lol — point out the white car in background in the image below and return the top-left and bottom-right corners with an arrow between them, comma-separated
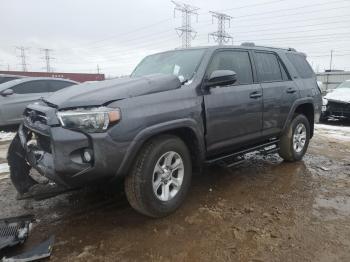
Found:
322,80 -> 350,121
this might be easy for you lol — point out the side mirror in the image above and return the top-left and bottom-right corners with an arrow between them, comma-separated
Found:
1,89 -> 14,96
206,70 -> 238,88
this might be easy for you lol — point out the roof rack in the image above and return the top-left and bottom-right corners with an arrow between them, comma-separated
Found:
240,43 -> 297,52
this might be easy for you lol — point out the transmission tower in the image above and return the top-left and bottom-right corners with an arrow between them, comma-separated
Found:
208,11 -> 233,45
16,46 -> 29,71
41,48 -> 54,72
172,1 -> 199,48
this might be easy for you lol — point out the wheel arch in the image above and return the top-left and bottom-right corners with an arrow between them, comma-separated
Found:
282,98 -> 315,138
117,119 -> 205,177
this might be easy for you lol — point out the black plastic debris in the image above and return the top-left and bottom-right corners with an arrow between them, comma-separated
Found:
0,215 -> 33,251
2,235 -> 54,262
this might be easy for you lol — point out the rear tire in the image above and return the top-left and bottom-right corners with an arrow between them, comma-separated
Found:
124,135 -> 192,218
279,114 -> 310,162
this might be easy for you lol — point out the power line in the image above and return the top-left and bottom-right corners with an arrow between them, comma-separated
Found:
16,46 -> 29,72
40,48 -> 54,72
208,11 -> 233,45
172,0 -> 199,48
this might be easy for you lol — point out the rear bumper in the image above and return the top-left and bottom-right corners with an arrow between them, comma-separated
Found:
16,109 -> 129,188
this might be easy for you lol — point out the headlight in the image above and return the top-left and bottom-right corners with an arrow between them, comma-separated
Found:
57,107 -> 121,133
322,98 -> 328,106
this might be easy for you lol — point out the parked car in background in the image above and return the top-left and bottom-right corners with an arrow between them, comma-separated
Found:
321,80 -> 350,121
0,74 -> 26,84
0,77 -> 77,127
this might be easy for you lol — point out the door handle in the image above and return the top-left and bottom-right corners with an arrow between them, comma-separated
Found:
286,87 -> 297,94
249,91 -> 262,99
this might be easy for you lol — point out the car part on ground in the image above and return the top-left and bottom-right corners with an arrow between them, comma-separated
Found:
0,215 -> 33,251
2,235 -> 54,262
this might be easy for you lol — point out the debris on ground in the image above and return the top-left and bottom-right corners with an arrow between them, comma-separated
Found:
0,215 -> 33,251
2,235 -> 54,262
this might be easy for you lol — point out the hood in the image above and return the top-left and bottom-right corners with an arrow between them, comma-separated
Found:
45,74 -> 181,109
325,88 -> 350,103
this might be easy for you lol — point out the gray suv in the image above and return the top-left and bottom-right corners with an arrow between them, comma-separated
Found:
0,77 -> 77,127
8,45 -> 322,217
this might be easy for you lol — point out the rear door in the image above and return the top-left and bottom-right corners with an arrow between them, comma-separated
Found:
2,80 -> 50,124
253,51 -> 299,137
204,49 -> 263,155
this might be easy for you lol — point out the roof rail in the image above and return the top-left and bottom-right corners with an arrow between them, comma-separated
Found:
241,42 -> 255,47
240,43 -> 297,52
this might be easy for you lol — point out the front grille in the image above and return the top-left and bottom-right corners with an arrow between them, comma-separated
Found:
327,101 -> 350,114
24,108 -> 48,125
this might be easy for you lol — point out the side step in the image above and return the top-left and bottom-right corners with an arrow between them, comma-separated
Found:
205,140 -> 280,168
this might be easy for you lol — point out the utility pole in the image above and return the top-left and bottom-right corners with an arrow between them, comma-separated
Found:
16,46 -> 29,72
329,49 -> 334,71
172,0 -> 199,48
208,11 -> 233,45
41,48 -> 54,72
97,64 -> 101,74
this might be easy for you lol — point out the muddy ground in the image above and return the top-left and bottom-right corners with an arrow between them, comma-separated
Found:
0,123 -> 349,262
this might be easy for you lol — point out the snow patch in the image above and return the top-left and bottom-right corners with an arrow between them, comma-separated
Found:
315,124 -> 350,142
0,163 -> 9,174
0,131 -> 15,142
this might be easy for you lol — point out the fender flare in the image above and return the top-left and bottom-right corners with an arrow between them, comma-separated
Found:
282,97 -> 315,134
116,118 -> 205,176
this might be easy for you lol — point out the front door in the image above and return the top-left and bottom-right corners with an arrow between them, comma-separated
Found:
204,49 -> 263,155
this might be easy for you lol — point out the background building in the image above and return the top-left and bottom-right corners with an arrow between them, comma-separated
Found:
0,71 -> 105,83
317,70 -> 350,92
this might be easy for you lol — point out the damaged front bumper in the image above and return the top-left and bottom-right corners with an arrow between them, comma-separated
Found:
322,100 -> 350,119
8,103 -> 128,196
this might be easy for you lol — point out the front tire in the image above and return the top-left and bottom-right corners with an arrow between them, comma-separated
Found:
279,114 -> 310,162
124,135 -> 192,218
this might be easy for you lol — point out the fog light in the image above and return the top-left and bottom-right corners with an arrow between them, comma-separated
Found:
82,149 -> 93,163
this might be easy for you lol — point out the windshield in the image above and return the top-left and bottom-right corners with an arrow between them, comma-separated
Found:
131,49 -> 206,81
336,81 -> 350,89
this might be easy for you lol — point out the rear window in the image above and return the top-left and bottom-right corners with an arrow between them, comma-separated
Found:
286,53 -> 315,79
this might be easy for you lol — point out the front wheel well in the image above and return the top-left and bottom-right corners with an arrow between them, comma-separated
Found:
294,103 -> 314,138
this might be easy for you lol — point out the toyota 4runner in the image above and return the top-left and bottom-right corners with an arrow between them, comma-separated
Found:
8,45 -> 322,217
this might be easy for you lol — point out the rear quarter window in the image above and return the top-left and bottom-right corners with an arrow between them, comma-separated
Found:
286,53 -> 315,79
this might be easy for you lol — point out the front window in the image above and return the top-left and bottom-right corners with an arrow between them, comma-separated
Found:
336,81 -> 350,89
131,49 -> 206,82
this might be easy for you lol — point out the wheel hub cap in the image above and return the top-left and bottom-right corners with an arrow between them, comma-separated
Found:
152,151 -> 184,202
293,123 -> 307,153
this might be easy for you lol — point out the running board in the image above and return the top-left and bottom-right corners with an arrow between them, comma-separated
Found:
205,140 -> 280,167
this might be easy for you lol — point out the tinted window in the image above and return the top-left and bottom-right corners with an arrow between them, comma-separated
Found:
11,80 -> 49,94
0,77 -> 18,84
255,52 -> 283,82
48,80 -> 75,92
207,50 -> 253,84
286,53 -> 315,79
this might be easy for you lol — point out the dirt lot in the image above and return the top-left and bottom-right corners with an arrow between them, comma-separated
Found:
0,123 -> 349,262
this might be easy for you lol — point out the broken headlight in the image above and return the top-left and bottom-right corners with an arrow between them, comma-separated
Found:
57,107 -> 121,133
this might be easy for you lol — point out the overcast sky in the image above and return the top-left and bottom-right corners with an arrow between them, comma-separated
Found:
1,0 -> 350,77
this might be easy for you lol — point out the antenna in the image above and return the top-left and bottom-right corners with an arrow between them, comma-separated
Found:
172,1 -> 199,48
208,11 -> 233,45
